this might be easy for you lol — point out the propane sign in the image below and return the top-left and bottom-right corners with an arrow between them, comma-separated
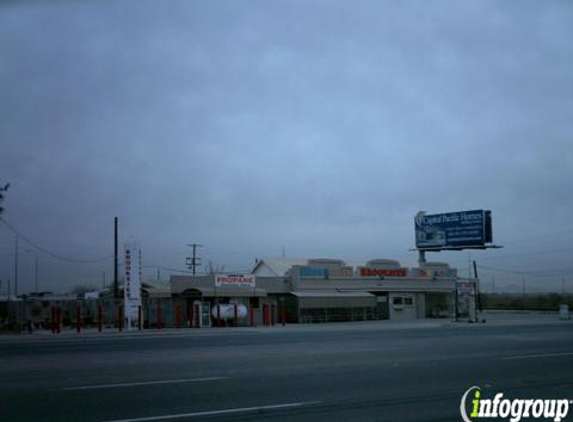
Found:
215,274 -> 256,288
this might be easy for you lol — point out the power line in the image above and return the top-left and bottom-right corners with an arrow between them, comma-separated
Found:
437,225 -> 573,267
142,264 -> 251,276
446,246 -> 573,267
0,217 -> 113,264
142,265 -> 193,274
478,246 -> 573,261
477,264 -> 573,277
497,227 -> 573,246
221,268 -> 252,274
200,246 -> 256,256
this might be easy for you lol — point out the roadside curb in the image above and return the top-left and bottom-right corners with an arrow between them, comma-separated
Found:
0,316 -> 569,341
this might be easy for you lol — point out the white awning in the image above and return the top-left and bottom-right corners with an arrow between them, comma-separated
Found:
179,287 -> 267,298
290,291 -> 375,298
290,291 -> 376,309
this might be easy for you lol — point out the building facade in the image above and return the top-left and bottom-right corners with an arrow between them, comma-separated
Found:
170,258 -> 476,326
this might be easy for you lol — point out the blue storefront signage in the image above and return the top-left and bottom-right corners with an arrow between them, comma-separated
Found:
299,267 -> 328,278
415,210 -> 492,250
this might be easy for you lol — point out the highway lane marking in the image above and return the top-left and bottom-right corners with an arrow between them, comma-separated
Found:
59,377 -> 227,391
499,352 -> 573,360
101,401 -> 323,422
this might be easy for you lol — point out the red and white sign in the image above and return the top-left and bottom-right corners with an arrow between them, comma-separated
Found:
124,239 -> 142,329
457,282 -> 475,297
215,274 -> 256,288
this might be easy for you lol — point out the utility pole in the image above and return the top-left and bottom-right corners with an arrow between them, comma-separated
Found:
114,217 -> 119,299
13,234 -> 19,328
522,277 -> 526,295
34,252 -> 38,293
25,249 -> 39,293
14,235 -> 18,297
186,244 -> 203,276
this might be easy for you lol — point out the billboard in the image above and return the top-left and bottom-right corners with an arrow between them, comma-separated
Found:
415,210 -> 492,250
215,274 -> 256,288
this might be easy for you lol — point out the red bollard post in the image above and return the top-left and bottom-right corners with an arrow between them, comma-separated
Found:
51,307 -> 56,333
138,305 -> 142,330
249,306 -> 254,327
262,304 -> 267,326
76,304 -> 81,333
118,306 -> 123,332
56,307 -> 61,334
98,304 -> 103,333
176,303 -> 181,329
157,301 -> 162,330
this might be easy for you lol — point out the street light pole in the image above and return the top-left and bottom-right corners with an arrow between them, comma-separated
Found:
26,249 -> 39,293
14,235 -> 18,297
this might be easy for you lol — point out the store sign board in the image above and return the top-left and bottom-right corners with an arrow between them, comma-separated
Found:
457,282 -> 475,297
124,240 -> 142,328
298,267 -> 353,278
215,274 -> 256,288
360,268 -> 408,277
412,268 -> 458,278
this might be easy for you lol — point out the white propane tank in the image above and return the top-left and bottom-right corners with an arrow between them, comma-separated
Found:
211,304 -> 248,320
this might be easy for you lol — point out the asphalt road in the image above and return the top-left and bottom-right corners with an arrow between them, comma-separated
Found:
1,318 -> 572,422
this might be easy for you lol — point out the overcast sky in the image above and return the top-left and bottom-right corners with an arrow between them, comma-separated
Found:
1,0 -> 572,294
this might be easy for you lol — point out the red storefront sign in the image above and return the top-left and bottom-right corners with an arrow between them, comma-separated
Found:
360,268 -> 407,277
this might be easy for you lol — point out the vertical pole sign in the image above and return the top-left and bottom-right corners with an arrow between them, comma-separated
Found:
124,240 -> 142,330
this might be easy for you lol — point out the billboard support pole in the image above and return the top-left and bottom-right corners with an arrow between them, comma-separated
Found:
473,260 -> 482,317
418,250 -> 426,265
454,289 -> 459,322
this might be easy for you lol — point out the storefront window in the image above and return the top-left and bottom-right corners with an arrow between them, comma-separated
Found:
250,297 -> 260,309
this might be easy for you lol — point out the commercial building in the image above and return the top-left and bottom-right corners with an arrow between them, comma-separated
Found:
170,257 -> 476,326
